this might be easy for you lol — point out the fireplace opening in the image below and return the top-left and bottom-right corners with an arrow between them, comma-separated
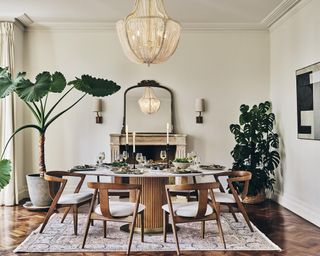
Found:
119,145 -> 177,164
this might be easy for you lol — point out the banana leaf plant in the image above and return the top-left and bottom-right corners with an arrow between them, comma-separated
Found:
230,101 -> 280,196
0,67 -> 120,188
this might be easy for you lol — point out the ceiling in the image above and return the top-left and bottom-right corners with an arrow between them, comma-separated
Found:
0,0 -> 298,28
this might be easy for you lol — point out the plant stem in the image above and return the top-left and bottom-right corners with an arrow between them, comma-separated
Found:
44,93 -> 87,131
39,99 -> 45,128
39,133 -> 46,174
32,102 -> 41,119
44,86 -> 74,122
0,124 -> 42,160
24,102 -> 41,124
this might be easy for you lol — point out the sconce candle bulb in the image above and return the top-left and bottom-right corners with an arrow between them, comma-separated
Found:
195,98 -> 205,124
93,98 -> 103,124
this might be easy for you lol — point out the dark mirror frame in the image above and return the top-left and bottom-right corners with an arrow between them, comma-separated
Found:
121,80 -> 175,134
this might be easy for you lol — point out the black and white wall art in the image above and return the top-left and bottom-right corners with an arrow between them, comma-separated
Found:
296,62 -> 320,140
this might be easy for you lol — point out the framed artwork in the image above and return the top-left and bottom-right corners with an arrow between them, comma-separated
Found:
296,62 -> 320,140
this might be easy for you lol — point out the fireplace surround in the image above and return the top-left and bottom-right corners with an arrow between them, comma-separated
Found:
110,133 -> 187,162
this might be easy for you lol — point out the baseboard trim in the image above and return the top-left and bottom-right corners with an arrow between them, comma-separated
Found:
271,190 -> 320,227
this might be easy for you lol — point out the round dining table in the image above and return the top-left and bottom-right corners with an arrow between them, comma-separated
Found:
77,166 -> 225,233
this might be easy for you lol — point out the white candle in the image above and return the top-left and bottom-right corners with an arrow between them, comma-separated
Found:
166,123 -> 170,144
125,124 -> 129,144
133,132 -> 136,152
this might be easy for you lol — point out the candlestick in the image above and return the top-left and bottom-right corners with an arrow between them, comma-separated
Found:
166,143 -> 170,169
125,143 -> 129,163
133,131 -> 136,153
125,124 -> 129,144
166,123 -> 170,144
133,152 -> 136,169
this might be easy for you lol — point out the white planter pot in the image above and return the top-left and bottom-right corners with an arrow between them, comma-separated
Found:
26,174 -> 52,207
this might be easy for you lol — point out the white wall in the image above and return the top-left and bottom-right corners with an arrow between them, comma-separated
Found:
270,0 -> 320,226
20,28 -> 270,192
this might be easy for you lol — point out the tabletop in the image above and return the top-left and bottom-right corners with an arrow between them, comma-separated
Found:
75,166 -> 226,178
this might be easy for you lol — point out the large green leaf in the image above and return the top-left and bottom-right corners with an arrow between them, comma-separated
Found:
0,67 -> 26,98
268,133 -> 279,148
240,104 -> 249,114
50,72 -> 66,93
258,102 -> 269,113
16,72 -> 51,102
264,151 -> 280,171
69,75 -> 121,97
0,159 -> 11,190
230,124 -> 240,134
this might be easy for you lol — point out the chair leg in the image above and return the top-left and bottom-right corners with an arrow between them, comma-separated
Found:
227,204 -> 238,222
171,217 -> 180,256
140,211 -> 144,243
215,203 -> 226,249
81,214 -> 92,249
39,203 -> 57,233
237,202 -> 254,232
201,221 -> 205,238
61,206 -> 71,223
73,205 -> 78,236
163,211 -> 168,242
91,220 -> 94,226
103,221 -> 107,238
127,213 -> 139,255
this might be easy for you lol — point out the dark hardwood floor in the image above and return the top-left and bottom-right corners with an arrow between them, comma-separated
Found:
1,200 -> 320,256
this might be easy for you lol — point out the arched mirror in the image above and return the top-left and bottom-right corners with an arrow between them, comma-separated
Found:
122,80 -> 174,133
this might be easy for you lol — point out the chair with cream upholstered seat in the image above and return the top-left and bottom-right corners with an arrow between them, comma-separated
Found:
213,170 -> 254,232
82,182 -> 145,255
162,182 -> 226,255
39,171 -> 92,235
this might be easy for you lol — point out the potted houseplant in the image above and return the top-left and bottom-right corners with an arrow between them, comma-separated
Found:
230,101 -> 280,204
0,67 -> 120,206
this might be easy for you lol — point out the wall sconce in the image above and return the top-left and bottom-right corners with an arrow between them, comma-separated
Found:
195,98 -> 205,124
93,98 -> 103,124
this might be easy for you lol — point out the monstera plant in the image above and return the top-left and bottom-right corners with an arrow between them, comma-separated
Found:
230,101 -> 280,201
0,67 -> 120,202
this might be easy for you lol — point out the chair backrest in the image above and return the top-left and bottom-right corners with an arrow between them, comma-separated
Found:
87,182 -> 142,219
165,182 -> 220,218
226,171 -> 252,200
45,171 -> 86,200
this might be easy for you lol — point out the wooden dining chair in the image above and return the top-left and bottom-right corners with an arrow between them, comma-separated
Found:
82,182 -> 145,255
213,170 -> 254,232
162,182 -> 226,255
39,171 -> 93,235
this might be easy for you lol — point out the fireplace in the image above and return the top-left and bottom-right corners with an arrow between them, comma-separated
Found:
110,133 -> 187,163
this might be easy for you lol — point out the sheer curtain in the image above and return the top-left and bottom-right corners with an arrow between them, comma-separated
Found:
0,22 -> 18,205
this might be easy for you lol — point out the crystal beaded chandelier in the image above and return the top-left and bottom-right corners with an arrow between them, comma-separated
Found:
138,87 -> 161,114
117,0 -> 181,65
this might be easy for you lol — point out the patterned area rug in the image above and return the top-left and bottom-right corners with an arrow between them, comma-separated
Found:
14,213 -> 281,252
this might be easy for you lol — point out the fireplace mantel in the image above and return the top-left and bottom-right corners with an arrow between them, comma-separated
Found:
109,133 -> 187,162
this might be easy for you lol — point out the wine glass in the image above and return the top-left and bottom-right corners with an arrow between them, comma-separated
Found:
123,151 -> 129,162
142,156 -> 147,167
160,150 -> 167,163
97,152 -> 105,166
116,154 -> 123,162
136,153 -> 143,167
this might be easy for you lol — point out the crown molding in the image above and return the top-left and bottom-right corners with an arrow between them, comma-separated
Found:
26,21 -> 268,32
16,13 -> 33,27
26,22 -> 115,32
182,22 -> 267,31
0,13 -> 33,31
261,0 -> 301,27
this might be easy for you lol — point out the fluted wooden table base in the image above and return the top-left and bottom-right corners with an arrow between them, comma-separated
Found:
129,177 -> 168,233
